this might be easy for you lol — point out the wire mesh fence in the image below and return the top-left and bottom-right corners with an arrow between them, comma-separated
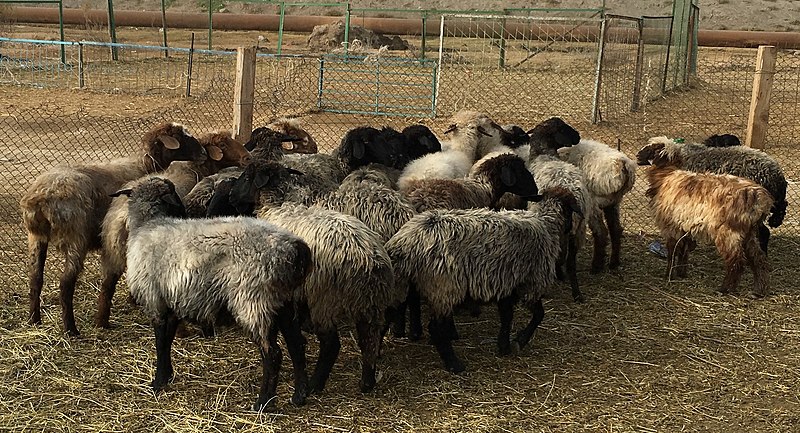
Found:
2,10 -> 800,291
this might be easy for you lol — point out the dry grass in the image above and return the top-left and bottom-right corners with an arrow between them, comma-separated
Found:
2,236 -> 799,432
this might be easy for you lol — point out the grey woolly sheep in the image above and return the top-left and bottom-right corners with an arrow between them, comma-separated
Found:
118,177 -> 313,411
21,122 -> 207,336
385,187 -> 581,373
256,203 -> 400,394
645,148 -> 772,297
557,138 -> 637,272
95,130 -> 251,328
638,136 -> 788,252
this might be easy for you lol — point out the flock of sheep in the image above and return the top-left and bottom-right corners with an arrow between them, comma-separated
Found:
20,111 -> 788,410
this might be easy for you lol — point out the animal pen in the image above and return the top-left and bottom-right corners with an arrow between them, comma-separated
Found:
0,4 -> 799,431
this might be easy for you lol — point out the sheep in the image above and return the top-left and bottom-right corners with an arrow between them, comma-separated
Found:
95,130 -> 251,329
21,122 -> 207,336
207,172 -> 400,394
116,177 -> 313,411
703,133 -> 741,147
527,117 -> 581,156
385,187 -> 582,372
637,136 -> 788,252
557,138 -> 637,272
402,153 -> 538,213
265,117 -> 318,154
333,124 -> 441,171
256,204 -> 399,395
182,131 -> 305,218
644,147 -> 772,297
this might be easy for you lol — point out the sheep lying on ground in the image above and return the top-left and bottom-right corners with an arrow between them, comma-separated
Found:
558,138 -> 637,272
644,147 -> 772,297
95,130 -> 250,328
21,122 -> 207,336
638,136 -> 788,252
265,117 -> 318,154
118,177 -> 313,411
385,187 -> 581,372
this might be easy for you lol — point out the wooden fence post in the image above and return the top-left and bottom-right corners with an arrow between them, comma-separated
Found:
233,46 -> 257,143
745,45 -> 777,149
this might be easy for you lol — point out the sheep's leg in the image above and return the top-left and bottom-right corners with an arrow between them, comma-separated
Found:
566,235 -> 583,302
27,237 -> 48,326
429,314 -> 465,373
496,295 -> 517,356
59,245 -> 88,337
757,223 -> 770,255
589,211 -> 609,274
745,234 -> 770,298
716,232 -> 746,294
513,299 -> 545,351
388,301 -> 407,338
604,205 -> 623,271
95,263 -> 122,329
355,317 -> 382,393
665,235 -> 679,280
407,283 -> 423,341
276,304 -> 308,406
253,324 -> 282,412
309,328 -> 340,394
152,311 -> 180,393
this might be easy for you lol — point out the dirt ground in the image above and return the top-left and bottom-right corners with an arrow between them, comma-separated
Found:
1,22 -> 800,432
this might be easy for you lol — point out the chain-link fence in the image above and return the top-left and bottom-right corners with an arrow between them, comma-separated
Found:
2,9 -> 800,290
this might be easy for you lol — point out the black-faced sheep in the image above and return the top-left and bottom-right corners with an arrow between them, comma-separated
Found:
385,187 -> 581,372
95,130 -> 251,329
703,134 -> 741,148
637,137 -> 788,252
21,122 -> 207,336
264,117 -> 318,154
116,177 -> 313,411
333,124 -> 441,171
644,148 -> 772,297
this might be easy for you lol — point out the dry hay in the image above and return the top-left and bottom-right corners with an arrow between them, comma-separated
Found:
1,234 -> 799,432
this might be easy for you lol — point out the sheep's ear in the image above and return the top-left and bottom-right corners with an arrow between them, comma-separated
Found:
476,126 -> 493,137
287,168 -> 305,176
500,166 -> 517,187
162,193 -> 183,208
254,172 -> 271,189
444,124 -> 457,134
207,145 -> 223,161
352,140 -> 366,159
159,134 -> 182,150
109,188 -> 133,197
281,141 -> 295,151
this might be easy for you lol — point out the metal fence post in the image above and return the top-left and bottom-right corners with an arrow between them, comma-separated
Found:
277,2 -> 286,55
662,15 -> 674,93
631,18 -> 645,112
591,17 -> 608,124
498,10 -> 507,68
107,0 -> 118,60
186,33 -> 195,97
58,0 -> 65,64
160,0 -> 169,58
420,12 -> 427,61
343,2 -> 351,57
317,58 -> 325,109
78,42 -> 84,88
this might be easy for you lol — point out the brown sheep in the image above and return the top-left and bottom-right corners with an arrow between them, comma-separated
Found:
21,122 -> 207,336
645,147 -> 773,297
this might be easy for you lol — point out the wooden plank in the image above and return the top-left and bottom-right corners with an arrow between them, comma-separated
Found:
745,45 -> 777,150
232,46 -> 257,143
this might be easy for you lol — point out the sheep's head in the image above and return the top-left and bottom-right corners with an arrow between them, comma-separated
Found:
444,110 -> 504,157
198,130 -> 251,168
401,124 -> 442,158
245,126 -> 305,160
703,133 -> 741,147
267,118 -> 318,154
476,153 -> 538,199
219,159 -> 304,217
638,136 -> 686,166
527,117 -> 580,156
111,177 -> 186,225
142,122 -> 207,169
501,124 -> 530,148
334,126 -> 384,169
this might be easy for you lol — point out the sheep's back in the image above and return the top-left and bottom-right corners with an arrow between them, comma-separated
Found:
386,208 -> 559,314
258,204 -> 398,330
397,151 -> 472,190
402,178 -> 490,213
318,183 -> 415,243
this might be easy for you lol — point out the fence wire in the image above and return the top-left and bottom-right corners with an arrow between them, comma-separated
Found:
1,15 -> 799,291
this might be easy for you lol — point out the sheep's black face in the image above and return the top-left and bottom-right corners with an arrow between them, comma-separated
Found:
206,177 -> 241,217
502,125 -> 529,148
402,124 -> 442,158
245,127 -> 302,154
501,157 -> 538,198
704,133 -> 741,147
636,144 -> 658,165
528,117 -> 580,150
161,130 -> 207,165
336,126 -> 383,169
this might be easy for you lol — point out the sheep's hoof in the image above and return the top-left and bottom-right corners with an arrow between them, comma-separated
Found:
308,379 -> 325,395
408,330 -> 422,342
572,292 -> 585,303
28,313 -> 42,326
65,327 -> 81,338
497,344 -> 512,357
290,388 -> 307,406
151,380 -> 169,394
445,359 -> 466,374
749,291 -> 767,299
359,379 -> 376,393
252,396 -> 277,412
510,341 -> 522,355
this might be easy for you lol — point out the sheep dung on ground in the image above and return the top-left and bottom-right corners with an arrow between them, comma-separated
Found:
118,177 -> 313,410
644,148 -> 772,297
385,187 -> 581,372
21,122 -> 207,336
